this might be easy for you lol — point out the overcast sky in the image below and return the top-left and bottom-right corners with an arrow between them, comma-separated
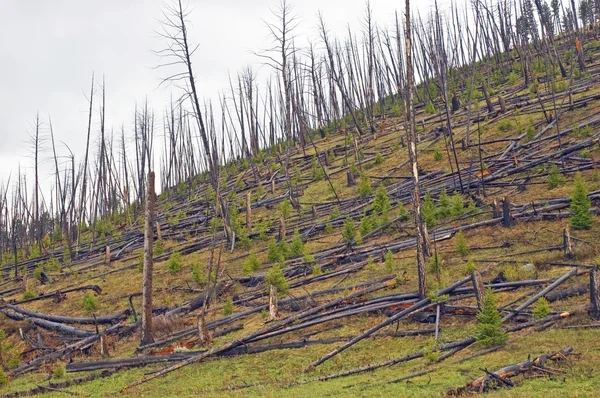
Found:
0,0 -> 439,195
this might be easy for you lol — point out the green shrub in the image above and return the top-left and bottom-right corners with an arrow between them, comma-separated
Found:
374,153 -> 384,165
455,230 -> 469,256
342,217 -> 356,243
570,173 -> 593,230
358,175 -> 372,198
433,148 -> 444,161
474,289 -> 507,347
425,102 -> 436,114
223,297 -> 234,316
497,119 -> 513,132
465,259 -> 476,274
324,221 -> 333,234
22,288 -> 36,300
532,297 -> 551,320
168,250 -> 183,273
243,253 -> 261,275
508,71 -> 518,85
0,369 -> 8,387
83,292 -> 98,313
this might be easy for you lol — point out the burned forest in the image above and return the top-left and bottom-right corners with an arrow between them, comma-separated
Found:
1,0 -> 600,396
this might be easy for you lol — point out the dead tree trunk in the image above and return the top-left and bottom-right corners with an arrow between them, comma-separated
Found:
246,192 -> 252,233
141,172 -> 156,345
472,270 -> 485,310
405,0 -> 428,298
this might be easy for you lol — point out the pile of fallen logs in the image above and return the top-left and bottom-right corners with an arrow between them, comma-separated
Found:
448,347 -> 574,395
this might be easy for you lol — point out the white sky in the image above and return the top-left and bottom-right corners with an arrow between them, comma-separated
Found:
0,0 -> 441,195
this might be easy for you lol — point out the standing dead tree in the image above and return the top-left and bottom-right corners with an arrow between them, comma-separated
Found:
155,0 -> 230,240
404,0 -> 428,298
141,172 -> 156,345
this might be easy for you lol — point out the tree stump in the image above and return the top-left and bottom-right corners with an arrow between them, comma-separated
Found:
279,216 -> 286,241
472,270 -> 485,310
105,246 -> 111,267
590,268 -> 600,320
498,95 -> 507,113
502,196 -> 513,227
268,285 -> 279,321
563,227 -> 573,259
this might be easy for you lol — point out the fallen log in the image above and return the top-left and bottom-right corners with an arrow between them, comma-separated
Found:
1,310 -> 95,337
4,305 -> 129,325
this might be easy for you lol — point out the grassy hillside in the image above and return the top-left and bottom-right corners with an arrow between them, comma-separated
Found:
1,34 -> 600,398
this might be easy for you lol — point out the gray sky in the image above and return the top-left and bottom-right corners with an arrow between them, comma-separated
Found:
0,0 -> 436,194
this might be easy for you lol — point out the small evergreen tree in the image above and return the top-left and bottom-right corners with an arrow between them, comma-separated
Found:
532,297 -> 551,319
330,205 -> 340,220
223,297 -> 234,316
449,193 -> 466,218
570,173 -> 593,230
474,289 -> 508,347
437,189 -> 451,218
373,184 -> 391,223
358,174 -> 372,198
83,292 -> 99,313
290,229 -> 305,256
268,238 -> 284,262
266,264 -> 289,294
243,253 -> 261,275
360,215 -> 375,237
455,230 -> 469,256
547,164 -> 566,189
192,262 -> 205,284
342,217 -> 356,243
422,192 -> 437,228
384,250 -> 395,272
279,199 -> 293,219
311,156 -> 324,181
168,250 -> 183,273
397,202 -> 409,221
